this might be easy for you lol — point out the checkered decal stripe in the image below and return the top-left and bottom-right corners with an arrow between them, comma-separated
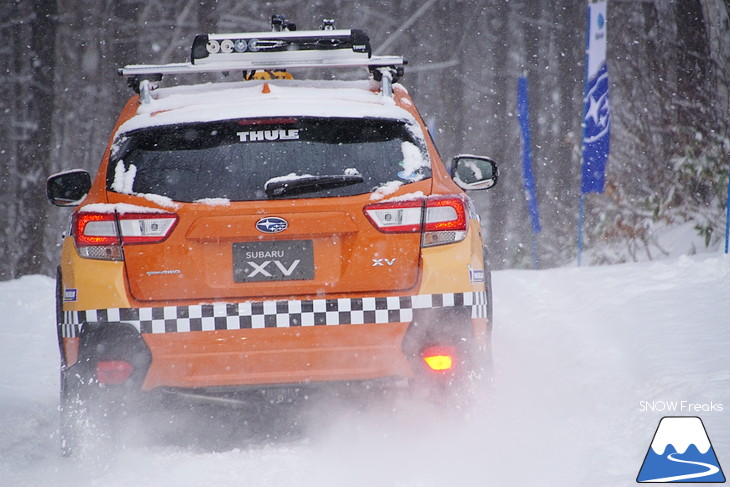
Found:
59,292 -> 488,337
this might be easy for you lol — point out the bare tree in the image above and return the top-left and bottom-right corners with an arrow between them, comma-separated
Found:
0,0 -> 56,279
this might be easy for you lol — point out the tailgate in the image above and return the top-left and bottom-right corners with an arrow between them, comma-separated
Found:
122,196 -> 422,302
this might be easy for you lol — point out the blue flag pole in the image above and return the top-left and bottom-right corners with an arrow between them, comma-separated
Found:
517,75 -> 542,269
577,195 -> 585,266
578,0 -> 610,266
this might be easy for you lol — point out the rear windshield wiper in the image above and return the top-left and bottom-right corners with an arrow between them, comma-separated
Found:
264,174 -> 364,198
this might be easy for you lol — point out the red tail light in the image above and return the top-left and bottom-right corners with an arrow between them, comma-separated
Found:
421,345 -> 457,372
73,211 -> 178,260
74,213 -> 119,246
96,360 -> 134,385
424,196 -> 467,231
423,196 -> 467,246
364,195 -> 468,247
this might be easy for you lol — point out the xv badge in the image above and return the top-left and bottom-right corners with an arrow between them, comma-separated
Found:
247,260 -> 301,277
637,416 -> 725,483
372,258 -> 396,267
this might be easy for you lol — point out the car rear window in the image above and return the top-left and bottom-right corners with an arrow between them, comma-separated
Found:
108,117 -> 430,202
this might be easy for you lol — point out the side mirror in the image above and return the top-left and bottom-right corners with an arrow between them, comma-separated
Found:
47,169 -> 91,207
451,155 -> 498,191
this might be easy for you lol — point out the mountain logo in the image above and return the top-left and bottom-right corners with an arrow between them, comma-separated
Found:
637,416 -> 725,483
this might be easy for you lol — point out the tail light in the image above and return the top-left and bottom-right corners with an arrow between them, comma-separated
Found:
73,211 -> 178,260
96,360 -> 134,385
421,345 -> 457,372
364,195 -> 468,247
422,196 -> 467,246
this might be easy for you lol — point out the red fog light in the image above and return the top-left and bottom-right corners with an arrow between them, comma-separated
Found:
96,361 -> 134,385
421,346 -> 456,372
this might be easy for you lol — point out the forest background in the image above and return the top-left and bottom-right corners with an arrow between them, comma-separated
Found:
2,0 -> 729,280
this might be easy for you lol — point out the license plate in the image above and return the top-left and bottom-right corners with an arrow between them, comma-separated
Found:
233,240 -> 314,282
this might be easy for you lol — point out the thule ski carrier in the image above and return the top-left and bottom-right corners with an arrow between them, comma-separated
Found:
119,16 -> 406,100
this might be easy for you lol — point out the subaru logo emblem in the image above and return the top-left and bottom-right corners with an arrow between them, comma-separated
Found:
256,216 -> 288,234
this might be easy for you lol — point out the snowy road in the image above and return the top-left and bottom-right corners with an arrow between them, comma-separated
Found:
1,254 -> 729,486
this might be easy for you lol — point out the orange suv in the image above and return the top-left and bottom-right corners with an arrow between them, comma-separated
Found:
47,18 -> 498,454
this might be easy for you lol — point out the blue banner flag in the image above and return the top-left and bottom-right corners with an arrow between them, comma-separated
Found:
517,76 -> 542,235
581,1 -> 611,194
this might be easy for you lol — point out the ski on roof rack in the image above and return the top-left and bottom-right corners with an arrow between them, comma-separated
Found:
118,16 -> 406,95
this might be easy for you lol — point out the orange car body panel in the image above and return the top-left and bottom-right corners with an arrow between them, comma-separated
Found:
140,323 -> 413,389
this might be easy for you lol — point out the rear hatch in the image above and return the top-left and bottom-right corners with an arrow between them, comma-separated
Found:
108,116 -> 432,302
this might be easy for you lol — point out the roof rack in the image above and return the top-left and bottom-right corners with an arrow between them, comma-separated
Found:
118,16 -> 406,100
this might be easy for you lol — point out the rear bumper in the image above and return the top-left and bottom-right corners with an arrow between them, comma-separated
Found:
59,291 -> 489,391
141,323 -> 413,389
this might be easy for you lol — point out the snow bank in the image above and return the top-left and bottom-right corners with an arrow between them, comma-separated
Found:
0,276 -> 58,485
490,253 -> 730,485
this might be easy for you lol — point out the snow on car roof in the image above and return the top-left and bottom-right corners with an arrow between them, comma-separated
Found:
116,79 -> 416,136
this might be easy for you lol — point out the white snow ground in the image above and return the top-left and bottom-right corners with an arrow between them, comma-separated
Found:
1,253 -> 729,487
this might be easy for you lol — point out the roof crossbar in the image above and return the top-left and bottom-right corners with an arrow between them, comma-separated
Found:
120,55 -> 405,79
